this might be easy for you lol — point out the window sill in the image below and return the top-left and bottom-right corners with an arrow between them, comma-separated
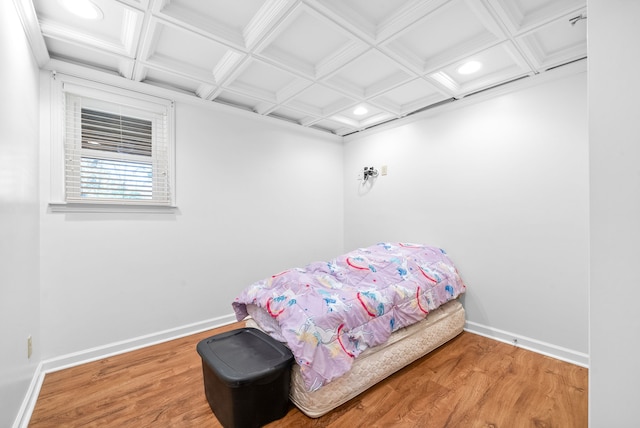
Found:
48,202 -> 178,214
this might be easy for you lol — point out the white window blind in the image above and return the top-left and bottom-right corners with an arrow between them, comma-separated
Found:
62,84 -> 173,207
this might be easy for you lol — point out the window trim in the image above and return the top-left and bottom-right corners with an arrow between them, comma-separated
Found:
49,73 -> 176,213
48,202 -> 177,214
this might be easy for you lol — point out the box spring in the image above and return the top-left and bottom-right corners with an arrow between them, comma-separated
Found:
246,298 -> 465,418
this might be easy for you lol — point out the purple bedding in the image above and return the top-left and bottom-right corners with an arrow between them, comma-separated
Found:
232,242 -> 467,391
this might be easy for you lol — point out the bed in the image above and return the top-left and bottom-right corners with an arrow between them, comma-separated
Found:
233,242 -> 467,417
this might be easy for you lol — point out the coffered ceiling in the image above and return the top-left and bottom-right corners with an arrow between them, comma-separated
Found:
23,0 -> 587,136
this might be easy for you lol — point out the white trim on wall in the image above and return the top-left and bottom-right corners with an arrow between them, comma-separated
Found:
14,312 -> 589,427
464,322 -> 589,368
11,0 -> 49,67
40,313 -> 237,373
13,313 -> 238,428
12,363 -> 44,428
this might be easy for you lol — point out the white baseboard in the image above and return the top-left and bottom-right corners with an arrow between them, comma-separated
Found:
14,313 -> 238,427
14,315 -> 589,427
40,313 -> 238,373
464,320 -> 589,368
12,362 -> 45,428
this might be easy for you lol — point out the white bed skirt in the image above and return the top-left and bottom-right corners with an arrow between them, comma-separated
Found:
247,298 -> 465,418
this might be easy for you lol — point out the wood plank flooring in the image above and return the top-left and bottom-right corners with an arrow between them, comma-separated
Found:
29,324 -> 587,427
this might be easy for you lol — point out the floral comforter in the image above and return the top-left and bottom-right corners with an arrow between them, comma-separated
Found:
232,242 -> 467,391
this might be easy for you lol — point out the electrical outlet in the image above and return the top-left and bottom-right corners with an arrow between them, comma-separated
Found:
381,165 -> 388,176
27,336 -> 32,359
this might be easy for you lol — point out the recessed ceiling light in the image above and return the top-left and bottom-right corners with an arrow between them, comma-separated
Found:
353,106 -> 368,116
58,0 -> 104,20
457,60 -> 482,75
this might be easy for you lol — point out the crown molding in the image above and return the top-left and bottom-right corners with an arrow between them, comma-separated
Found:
12,0 -> 50,67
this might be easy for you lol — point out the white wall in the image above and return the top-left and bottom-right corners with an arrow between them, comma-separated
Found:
344,70 -> 589,359
589,0 -> 640,425
0,1 -> 41,426
38,77 -> 344,361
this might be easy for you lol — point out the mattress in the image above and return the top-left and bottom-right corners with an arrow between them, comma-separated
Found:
246,298 -> 465,418
234,243 -> 467,391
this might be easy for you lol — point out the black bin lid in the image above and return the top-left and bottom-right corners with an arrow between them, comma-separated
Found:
197,328 -> 293,386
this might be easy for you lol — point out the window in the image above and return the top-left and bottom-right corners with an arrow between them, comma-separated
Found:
51,75 -> 175,212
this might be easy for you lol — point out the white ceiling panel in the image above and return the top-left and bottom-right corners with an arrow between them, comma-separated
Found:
34,0 -> 143,57
26,0 -> 587,136
332,103 -> 395,130
153,0 -> 266,48
308,0 -> 429,42
255,3 -> 368,79
383,0 -> 505,74
141,19 -> 241,85
371,79 -> 449,117
42,36 -> 134,77
488,0 -> 585,34
284,84 -> 355,117
215,90 -> 268,112
310,118 -> 355,136
517,11 -> 587,70
429,42 -> 532,97
324,50 -> 414,99
141,66 -> 204,95
117,0 -> 148,9
269,106 -> 313,125
222,58 -> 311,105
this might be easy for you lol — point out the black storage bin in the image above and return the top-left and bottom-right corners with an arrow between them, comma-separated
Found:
197,328 -> 294,428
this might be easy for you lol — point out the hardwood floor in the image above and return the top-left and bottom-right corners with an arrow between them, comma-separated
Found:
29,324 -> 587,427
